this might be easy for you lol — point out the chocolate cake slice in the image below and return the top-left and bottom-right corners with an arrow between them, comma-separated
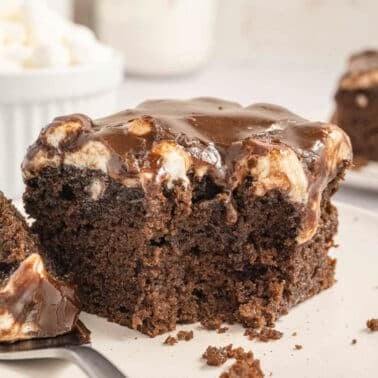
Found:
332,50 -> 378,162
22,98 -> 352,336
0,191 -> 81,342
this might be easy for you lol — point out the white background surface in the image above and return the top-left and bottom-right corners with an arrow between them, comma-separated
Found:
80,0 -> 378,70
2,202 -> 377,378
215,0 -> 378,68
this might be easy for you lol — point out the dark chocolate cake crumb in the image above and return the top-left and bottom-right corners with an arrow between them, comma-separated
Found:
163,335 -> 178,346
244,328 -> 259,340
244,327 -> 283,342
177,330 -> 194,341
258,327 -> 283,342
351,339 -> 357,345
203,345 -> 232,366
228,347 -> 253,361
217,327 -> 229,334
201,319 -> 223,330
294,344 -> 303,350
366,318 -> 378,331
203,344 -> 264,377
220,356 -> 264,378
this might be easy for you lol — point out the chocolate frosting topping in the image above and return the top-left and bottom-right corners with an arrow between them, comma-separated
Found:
23,98 -> 352,244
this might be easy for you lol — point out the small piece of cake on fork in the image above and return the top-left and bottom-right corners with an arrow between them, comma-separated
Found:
0,191 -> 83,343
22,98 -> 352,336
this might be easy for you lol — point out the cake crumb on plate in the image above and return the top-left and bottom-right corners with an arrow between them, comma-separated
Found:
203,344 -> 264,377
201,319 -> 223,330
163,335 -> 178,346
366,318 -> 378,331
217,327 -> 229,334
203,345 -> 232,366
244,327 -> 283,342
177,330 -> 194,341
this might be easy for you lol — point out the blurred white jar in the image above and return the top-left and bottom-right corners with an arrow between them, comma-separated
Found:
95,0 -> 218,76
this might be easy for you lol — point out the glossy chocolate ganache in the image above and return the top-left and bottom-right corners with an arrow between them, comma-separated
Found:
23,98 -> 352,244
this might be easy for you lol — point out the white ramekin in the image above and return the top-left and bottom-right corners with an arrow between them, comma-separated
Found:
0,56 -> 123,199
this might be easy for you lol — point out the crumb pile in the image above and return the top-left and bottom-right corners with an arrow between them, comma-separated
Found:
163,330 -> 194,345
244,327 -> 283,342
203,344 -> 264,378
366,318 -> 378,331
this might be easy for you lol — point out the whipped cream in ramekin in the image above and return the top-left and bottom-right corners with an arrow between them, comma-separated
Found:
0,0 -> 114,71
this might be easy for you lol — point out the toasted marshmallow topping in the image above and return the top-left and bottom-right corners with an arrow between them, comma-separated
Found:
152,141 -> 192,188
251,148 -> 309,203
64,141 -> 111,174
128,119 -> 152,136
22,149 -> 61,180
45,120 -> 83,149
0,311 -> 14,331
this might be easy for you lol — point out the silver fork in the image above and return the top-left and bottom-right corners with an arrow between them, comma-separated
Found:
0,332 -> 126,378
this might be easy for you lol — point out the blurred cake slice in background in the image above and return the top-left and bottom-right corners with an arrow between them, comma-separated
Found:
0,191 -> 84,343
332,50 -> 378,164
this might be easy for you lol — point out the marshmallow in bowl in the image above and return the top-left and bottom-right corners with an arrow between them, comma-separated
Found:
0,0 -> 115,70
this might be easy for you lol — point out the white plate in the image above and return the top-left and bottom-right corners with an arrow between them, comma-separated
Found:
344,162 -> 378,192
4,202 -> 378,378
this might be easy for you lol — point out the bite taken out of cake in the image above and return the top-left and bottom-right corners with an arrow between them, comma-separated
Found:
0,191 -> 85,343
22,98 -> 352,337
332,50 -> 378,163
